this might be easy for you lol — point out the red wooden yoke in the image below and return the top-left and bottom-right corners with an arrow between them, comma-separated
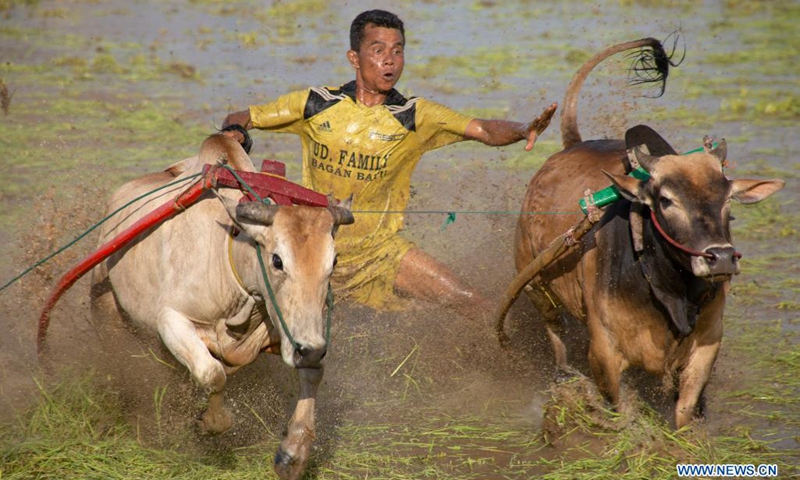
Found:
38,160 -> 329,352
209,160 -> 329,207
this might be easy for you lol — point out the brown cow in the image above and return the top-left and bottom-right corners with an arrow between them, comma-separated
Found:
512,38 -> 785,427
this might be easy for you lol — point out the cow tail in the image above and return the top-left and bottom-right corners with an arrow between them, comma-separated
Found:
560,33 -> 684,150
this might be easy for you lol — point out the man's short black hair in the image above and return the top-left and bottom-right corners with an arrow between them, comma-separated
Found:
349,10 -> 405,51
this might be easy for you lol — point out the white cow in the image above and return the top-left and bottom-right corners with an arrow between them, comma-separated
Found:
90,134 -> 353,480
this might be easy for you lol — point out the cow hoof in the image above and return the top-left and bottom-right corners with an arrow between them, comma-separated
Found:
196,407 -> 233,435
274,447 -> 304,480
694,394 -> 707,421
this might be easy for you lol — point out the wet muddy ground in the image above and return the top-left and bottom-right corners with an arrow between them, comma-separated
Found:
1,0 -> 798,478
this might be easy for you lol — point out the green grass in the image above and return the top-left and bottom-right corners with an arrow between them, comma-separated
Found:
0,375 -> 272,479
2,371 -> 796,479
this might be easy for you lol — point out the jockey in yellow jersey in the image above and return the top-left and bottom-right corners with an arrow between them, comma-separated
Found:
222,9 -> 557,324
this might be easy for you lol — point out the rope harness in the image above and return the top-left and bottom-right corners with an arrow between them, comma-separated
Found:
218,164 -> 333,354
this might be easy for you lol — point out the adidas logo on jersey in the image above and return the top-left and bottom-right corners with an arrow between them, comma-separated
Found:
318,120 -> 332,132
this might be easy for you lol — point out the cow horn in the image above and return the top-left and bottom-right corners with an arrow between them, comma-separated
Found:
711,138 -> 727,164
329,206 -> 355,226
327,193 -> 355,226
235,202 -> 280,226
629,144 -> 659,172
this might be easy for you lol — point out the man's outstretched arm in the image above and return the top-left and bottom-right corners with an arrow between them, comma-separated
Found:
464,102 -> 557,151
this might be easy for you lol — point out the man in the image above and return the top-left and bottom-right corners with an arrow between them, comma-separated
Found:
222,9 -> 557,325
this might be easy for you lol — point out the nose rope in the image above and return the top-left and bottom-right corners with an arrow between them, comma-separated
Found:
649,210 -> 741,259
220,163 -> 333,356
256,245 -> 333,355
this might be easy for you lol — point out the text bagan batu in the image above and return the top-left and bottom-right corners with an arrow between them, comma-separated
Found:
310,140 -> 393,182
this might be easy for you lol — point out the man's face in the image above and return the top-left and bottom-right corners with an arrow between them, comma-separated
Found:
348,24 -> 405,93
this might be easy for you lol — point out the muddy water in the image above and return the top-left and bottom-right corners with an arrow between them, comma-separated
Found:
1,0 -> 798,472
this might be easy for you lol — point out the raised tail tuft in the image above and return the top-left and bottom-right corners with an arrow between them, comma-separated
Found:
627,29 -> 684,98
560,33 -> 684,149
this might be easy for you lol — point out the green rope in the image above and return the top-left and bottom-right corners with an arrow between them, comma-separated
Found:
256,246 -> 298,351
0,163 -> 582,294
351,210 -> 583,215
0,172 -> 202,293
441,212 -> 457,231
218,164 -> 266,203
350,209 -> 584,232
233,168 -> 335,356
256,244 -> 335,354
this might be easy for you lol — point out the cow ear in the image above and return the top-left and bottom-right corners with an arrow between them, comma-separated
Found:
217,193 -> 243,223
603,170 -> 649,205
731,178 -> 785,205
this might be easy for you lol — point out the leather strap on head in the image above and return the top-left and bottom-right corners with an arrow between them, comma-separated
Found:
650,209 -> 741,259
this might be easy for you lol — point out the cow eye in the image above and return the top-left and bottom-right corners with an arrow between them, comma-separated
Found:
659,197 -> 673,209
272,254 -> 284,271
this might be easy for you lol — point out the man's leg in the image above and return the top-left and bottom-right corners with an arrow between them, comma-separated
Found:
393,248 -> 492,326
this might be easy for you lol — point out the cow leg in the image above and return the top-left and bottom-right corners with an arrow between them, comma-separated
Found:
587,321 -> 626,409
274,367 -> 322,480
675,342 -> 719,428
157,309 -> 233,435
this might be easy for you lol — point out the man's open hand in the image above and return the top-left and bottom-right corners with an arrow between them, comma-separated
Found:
524,102 -> 558,151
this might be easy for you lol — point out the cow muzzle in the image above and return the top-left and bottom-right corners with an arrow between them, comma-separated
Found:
692,245 -> 740,278
293,343 -> 327,369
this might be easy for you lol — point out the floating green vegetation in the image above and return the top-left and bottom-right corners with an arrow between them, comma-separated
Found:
681,3 -> 800,124
706,5 -> 800,77
226,31 -> 264,49
493,139 -> 562,171
0,0 -> 40,14
731,198 -> 799,241
60,51 -> 202,83
3,371 -> 796,479
2,25 -> 201,84
264,0 -> 329,18
719,92 -> 800,123
0,89 -> 209,232
410,48 -> 528,81
617,0 -> 695,8
721,312 -> 800,433
644,104 -> 712,128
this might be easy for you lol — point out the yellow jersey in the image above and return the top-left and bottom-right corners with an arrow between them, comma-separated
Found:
249,81 -> 473,308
